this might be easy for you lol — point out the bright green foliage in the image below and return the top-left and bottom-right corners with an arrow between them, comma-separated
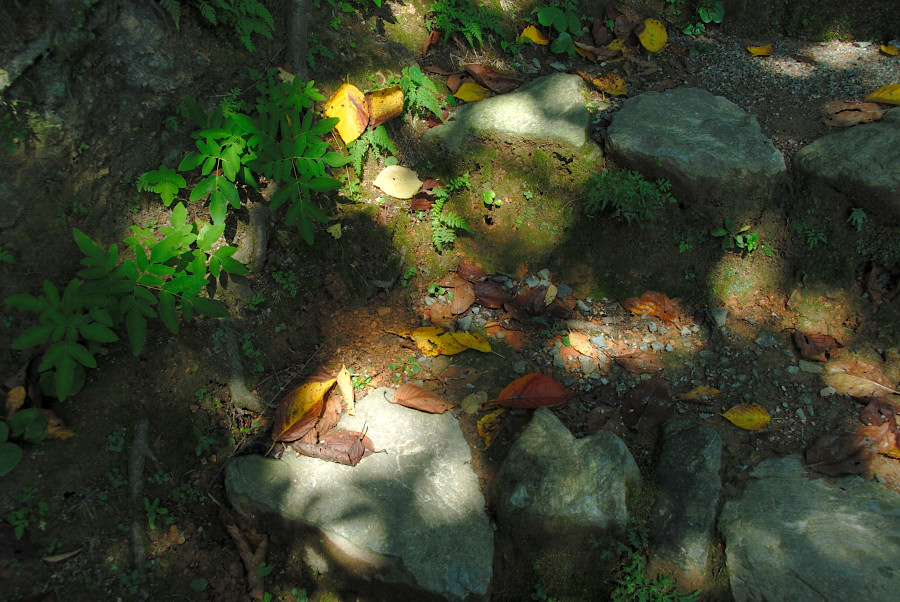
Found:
592,525 -> 700,602
848,207 -> 867,232
142,70 -> 349,243
427,0 -> 508,49
400,66 -> 443,119
347,125 -> 397,175
583,170 -> 676,224
535,0 -> 583,54
136,165 -> 186,207
5,208 -> 245,401
430,173 -> 473,252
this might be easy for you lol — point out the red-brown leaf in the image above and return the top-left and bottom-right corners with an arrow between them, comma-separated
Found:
496,373 -> 570,408
621,291 -> 677,323
422,29 -> 440,55
410,195 -> 435,211
806,423 -> 892,477
457,261 -> 487,282
473,280 -> 512,308
793,331 -> 842,362
291,431 -> 375,466
592,17 -> 612,46
392,383 -> 453,413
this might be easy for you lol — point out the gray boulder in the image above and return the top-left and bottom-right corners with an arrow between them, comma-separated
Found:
492,407 -> 640,534
606,88 -> 786,216
719,455 -> 900,602
649,420 -> 722,592
423,73 -> 596,153
225,388 -> 493,600
794,107 -> 900,224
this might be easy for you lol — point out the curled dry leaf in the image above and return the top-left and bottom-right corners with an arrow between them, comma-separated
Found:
496,373 -> 570,408
464,64 -> 521,94
567,331 -> 595,358
793,331 -> 842,362
439,364 -> 482,388
614,351 -> 664,375
323,83 -> 368,144
592,18 -> 612,46
473,280 -> 512,308
291,430 -> 375,467
477,407 -> 506,449
337,364 -> 354,415
621,378 -> 673,432
823,359 -> 900,401
422,29 -> 440,55
271,373 -> 336,442
621,291 -> 677,323
721,403 -> 771,431
392,383 -> 453,414
366,84 -> 404,128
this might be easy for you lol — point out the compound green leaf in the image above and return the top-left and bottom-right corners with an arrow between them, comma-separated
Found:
0,441 -> 23,477
179,151 -> 205,172
54,354 -> 77,400
209,192 -> 227,225
219,256 -> 249,275
191,297 -> 229,318
137,274 -> 165,287
73,228 -> 104,258
170,202 -> 188,227
79,321 -> 118,343
87,308 -> 114,327
158,290 -> 178,334
310,116 -> 340,136
126,307 -> 147,356
5,293 -> 46,312
43,280 -> 60,306
190,175 -> 218,202
12,324 -> 54,350
308,176 -> 342,193
197,222 -> 225,251
66,341 -> 97,369
39,342 -> 66,371
209,255 -> 221,278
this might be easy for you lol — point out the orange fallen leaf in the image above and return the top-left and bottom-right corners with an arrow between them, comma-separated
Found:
822,100 -> 886,127
880,44 -> 898,56
392,383 -> 453,414
422,29 -> 440,55
621,291 -> 677,323
793,331 -> 842,361
567,331 -> 595,358
496,373 -> 570,408
679,385 -> 721,402
721,403 -> 771,431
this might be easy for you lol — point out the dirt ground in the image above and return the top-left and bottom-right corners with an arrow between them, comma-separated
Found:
1,1 -> 899,601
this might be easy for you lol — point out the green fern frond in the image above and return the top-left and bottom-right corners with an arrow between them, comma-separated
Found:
159,0 -> 182,29
198,2 -> 217,24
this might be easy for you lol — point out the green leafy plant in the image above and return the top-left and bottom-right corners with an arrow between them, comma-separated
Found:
246,294 -> 265,311
107,430 -> 125,452
388,356 -> 420,381
848,208 -> 867,232
426,0 -> 508,49
193,426 -> 216,456
684,0 -> 723,36
794,222 -> 827,249
711,219 -> 758,253
400,266 -> 416,287
160,0 -> 274,52
272,270 -> 298,297
534,0 -> 583,55
306,32 -> 335,70
583,170 -> 676,224
400,66 -> 443,119
143,496 -> 168,529
1,410 -> 49,477
429,173 -> 473,252
483,189 -> 501,208
591,525 -> 700,602
346,125 -> 397,175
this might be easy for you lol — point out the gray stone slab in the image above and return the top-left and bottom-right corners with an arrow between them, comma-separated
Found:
719,455 -> 900,602
492,406 -> 640,533
606,88 -> 786,216
794,107 -> 900,224
423,73 -> 594,152
225,388 -> 493,600
650,420 -> 722,591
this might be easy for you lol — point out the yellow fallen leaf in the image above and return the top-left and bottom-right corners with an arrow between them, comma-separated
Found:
567,331 -> 595,357
337,364 -> 355,415
477,407 -> 506,449
607,38 -> 626,52
721,403 -> 771,431
519,25 -> 549,45
864,84 -> 900,105
407,326 -> 467,356
5,385 -> 25,419
679,385 -> 722,402
323,83 -> 369,144
366,84 -> 403,127
543,284 -> 557,306
373,165 -> 422,199
591,73 -> 627,96
454,82 -> 491,102
327,223 -> 342,239
272,375 -> 337,442
574,44 -> 596,61
881,44 -> 898,56
449,331 -> 491,353
747,44 -> 773,56
638,18 -> 667,53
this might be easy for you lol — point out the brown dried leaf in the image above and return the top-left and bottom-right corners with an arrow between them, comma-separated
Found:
592,18 -> 612,46
446,73 -> 466,94
823,360 -> 900,400
457,261 -> 487,282
410,195 -> 435,211
337,364 -> 355,415
473,280 -> 512,309
806,423 -> 892,477
793,331 -> 842,362
422,29 -> 440,55
615,351 -> 664,375
392,383 -> 453,413
620,378 -> 673,432
439,364 -> 482,388
587,407 -> 627,437
291,431 -> 375,466
464,64 -> 522,94
859,398 -> 898,426
496,373 -> 570,408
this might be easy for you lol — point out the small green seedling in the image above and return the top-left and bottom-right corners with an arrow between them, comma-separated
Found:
143,497 -> 168,530
193,426 -> 215,457
848,208 -> 867,232
483,190 -> 501,207
711,219 -> 758,253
